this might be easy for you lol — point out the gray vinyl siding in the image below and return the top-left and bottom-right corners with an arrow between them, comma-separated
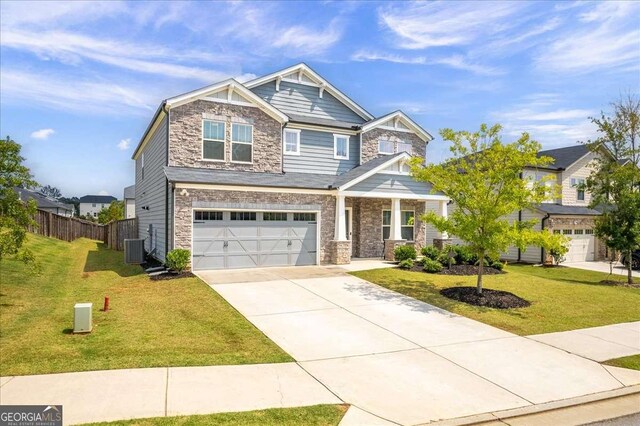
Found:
136,115 -> 168,262
520,209 -> 545,263
251,80 -> 366,124
284,129 -> 358,175
424,200 -> 440,246
349,173 -> 434,196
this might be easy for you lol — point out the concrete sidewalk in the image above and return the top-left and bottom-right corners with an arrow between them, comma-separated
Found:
0,363 -> 341,425
564,261 -> 640,278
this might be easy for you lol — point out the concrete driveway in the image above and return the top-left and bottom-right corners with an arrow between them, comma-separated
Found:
564,261 -> 640,278
200,265 -> 639,425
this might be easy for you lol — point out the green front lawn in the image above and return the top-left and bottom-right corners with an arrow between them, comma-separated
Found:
351,264 -> 640,335
84,405 -> 348,426
603,355 -> 640,371
0,234 -> 291,376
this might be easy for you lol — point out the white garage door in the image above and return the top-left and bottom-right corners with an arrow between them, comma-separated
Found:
564,229 -> 595,262
192,210 -> 318,270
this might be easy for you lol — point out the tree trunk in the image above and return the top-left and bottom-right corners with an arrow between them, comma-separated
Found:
477,250 -> 484,295
628,249 -> 633,285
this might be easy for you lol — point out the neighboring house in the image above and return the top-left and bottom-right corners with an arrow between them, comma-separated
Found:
15,187 -> 74,217
79,195 -> 117,218
123,185 -> 135,219
449,144 -> 608,263
132,63 -> 448,269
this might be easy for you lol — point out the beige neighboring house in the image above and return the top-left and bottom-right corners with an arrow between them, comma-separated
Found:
79,195 -> 117,218
123,185 -> 135,219
449,144 -> 609,263
131,63 -> 448,268
15,187 -> 74,217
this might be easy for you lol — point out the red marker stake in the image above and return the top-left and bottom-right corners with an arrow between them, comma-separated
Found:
103,296 -> 110,312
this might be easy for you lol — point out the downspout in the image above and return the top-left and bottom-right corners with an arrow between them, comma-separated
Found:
540,212 -> 551,264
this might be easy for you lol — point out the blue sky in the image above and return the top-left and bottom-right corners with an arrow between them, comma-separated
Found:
1,1 -> 638,198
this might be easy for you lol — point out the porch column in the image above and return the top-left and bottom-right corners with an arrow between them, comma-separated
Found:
439,200 -> 448,239
390,198 -> 402,240
334,194 -> 347,240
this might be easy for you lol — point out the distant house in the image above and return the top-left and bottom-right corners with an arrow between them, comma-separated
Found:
79,195 -> 117,218
123,185 -> 135,219
15,187 -> 74,217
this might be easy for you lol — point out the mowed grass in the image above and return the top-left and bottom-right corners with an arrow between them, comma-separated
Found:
603,355 -> 640,371
84,405 -> 348,426
351,264 -> 640,335
0,234 -> 291,376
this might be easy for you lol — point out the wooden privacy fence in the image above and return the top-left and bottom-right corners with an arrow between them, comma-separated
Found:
29,209 -> 137,251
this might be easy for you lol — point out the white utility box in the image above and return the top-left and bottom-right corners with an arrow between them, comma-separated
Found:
74,303 -> 93,333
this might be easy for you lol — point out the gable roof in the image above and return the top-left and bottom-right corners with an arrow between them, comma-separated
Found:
15,188 -> 74,211
361,110 -> 434,142
79,195 -> 117,204
332,152 -> 410,189
536,144 -> 591,170
244,63 -> 374,121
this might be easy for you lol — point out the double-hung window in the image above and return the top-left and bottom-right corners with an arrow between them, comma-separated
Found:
334,134 -> 349,160
203,120 -> 225,161
378,140 -> 394,155
231,123 -> 253,163
382,210 -> 415,241
397,142 -> 412,154
571,178 -> 586,201
284,129 -> 300,155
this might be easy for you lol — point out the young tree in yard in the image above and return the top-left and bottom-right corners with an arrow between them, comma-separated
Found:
0,136 -> 38,266
411,124 -> 568,295
97,200 -> 124,224
585,94 -> 640,285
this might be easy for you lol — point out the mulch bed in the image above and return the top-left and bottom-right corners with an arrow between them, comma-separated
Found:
140,257 -> 163,270
409,263 -> 505,276
440,287 -> 531,309
150,271 -> 195,281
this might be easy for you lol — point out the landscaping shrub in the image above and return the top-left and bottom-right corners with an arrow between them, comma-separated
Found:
423,258 -> 443,273
398,259 -> 414,270
437,252 -> 456,266
421,245 -> 440,260
452,245 -> 474,265
166,249 -> 191,273
491,261 -> 504,271
394,245 -> 417,262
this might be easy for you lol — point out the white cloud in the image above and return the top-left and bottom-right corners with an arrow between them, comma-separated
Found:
98,190 -> 109,196
430,55 -> 504,76
30,128 -> 55,140
117,138 -> 131,150
351,50 -> 426,64
273,19 -> 342,54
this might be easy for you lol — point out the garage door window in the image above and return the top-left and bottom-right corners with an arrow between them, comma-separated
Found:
563,229 -> 572,235
194,211 -> 223,221
231,123 -> 253,163
574,229 -> 584,235
553,230 -> 561,234
263,212 -> 287,221
293,213 -> 316,221
230,211 -> 256,221
585,229 -> 594,235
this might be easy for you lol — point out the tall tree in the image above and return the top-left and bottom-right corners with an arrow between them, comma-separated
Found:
40,185 -> 62,199
585,94 -> 640,284
97,201 -> 124,224
412,124 -> 567,294
0,136 -> 38,266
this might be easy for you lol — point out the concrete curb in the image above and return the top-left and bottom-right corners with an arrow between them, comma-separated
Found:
424,385 -> 640,425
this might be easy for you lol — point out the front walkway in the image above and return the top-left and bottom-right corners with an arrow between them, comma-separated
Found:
564,261 -> 640,278
202,266 -> 640,425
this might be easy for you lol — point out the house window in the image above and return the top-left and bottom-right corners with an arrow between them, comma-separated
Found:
333,134 -> 349,160
382,210 -> 415,241
378,140 -> 394,155
230,211 -> 256,221
92,203 -> 96,207
397,142 -> 412,154
231,123 -> 253,163
571,178 -> 586,201
562,229 -> 573,235
585,229 -> 594,235
284,129 -> 300,155
194,211 -> 223,221
574,229 -> 584,235
203,120 -> 225,161
263,212 -> 287,221
293,213 -> 316,221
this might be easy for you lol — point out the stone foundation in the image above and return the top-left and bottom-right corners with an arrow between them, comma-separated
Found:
329,240 -> 352,265
433,238 -> 453,250
384,239 -> 407,261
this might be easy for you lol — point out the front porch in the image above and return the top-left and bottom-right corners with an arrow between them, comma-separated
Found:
328,194 -> 450,264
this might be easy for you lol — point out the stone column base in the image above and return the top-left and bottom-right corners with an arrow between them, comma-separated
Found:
384,239 -> 407,261
433,238 -> 453,250
329,240 -> 352,265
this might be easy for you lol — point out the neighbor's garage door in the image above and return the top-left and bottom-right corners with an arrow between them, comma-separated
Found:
192,210 -> 318,270
563,229 -> 595,262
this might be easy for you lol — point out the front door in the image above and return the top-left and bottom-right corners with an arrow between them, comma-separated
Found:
345,207 -> 353,256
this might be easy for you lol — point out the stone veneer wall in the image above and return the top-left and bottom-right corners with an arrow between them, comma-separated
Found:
361,128 -> 426,164
168,100 -> 282,173
173,189 -> 335,265
350,198 -> 427,258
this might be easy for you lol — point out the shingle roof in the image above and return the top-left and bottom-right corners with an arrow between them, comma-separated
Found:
537,145 -> 590,170
533,203 -> 601,216
286,113 -> 360,130
79,195 -> 117,203
123,185 -> 135,199
164,167 -> 336,190
15,188 -> 74,211
331,152 -> 406,188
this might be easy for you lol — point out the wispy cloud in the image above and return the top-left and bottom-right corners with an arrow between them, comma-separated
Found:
273,19 -> 343,54
351,50 -> 426,64
30,128 -> 55,140
117,138 -> 131,150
